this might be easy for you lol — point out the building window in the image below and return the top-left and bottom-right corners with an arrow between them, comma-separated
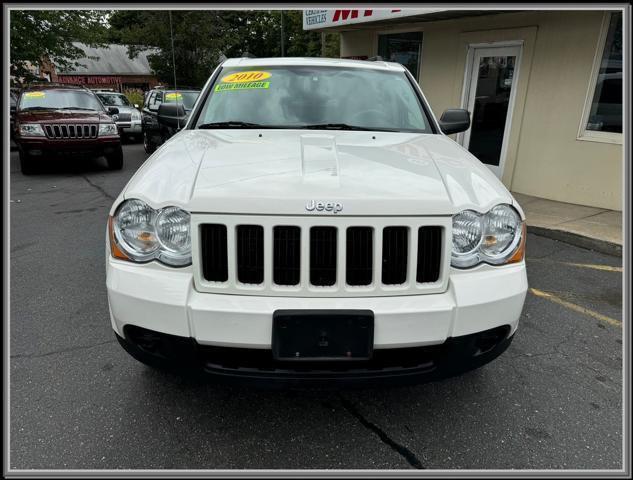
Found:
579,12 -> 622,141
378,32 -> 423,79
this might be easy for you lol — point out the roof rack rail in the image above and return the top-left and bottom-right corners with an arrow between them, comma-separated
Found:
25,81 -> 83,89
367,56 -> 384,62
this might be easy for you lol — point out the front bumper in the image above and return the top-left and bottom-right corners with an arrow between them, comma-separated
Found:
106,257 -> 527,383
116,324 -> 515,388
17,136 -> 121,157
116,121 -> 142,135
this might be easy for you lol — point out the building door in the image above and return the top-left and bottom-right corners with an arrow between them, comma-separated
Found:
461,44 -> 522,179
378,31 -> 423,78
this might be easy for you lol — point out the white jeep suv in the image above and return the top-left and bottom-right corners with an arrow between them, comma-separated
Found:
106,57 -> 528,387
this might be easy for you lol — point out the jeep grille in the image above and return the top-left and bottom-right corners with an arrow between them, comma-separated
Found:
43,124 -> 98,139
194,215 -> 447,297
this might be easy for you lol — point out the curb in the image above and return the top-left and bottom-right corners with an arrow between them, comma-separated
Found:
527,225 -> 622,258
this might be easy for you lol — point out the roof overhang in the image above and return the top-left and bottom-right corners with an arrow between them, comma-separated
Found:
303,8 -> 513,32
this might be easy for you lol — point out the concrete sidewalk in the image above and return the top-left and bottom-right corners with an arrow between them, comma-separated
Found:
512,192 -> 623,256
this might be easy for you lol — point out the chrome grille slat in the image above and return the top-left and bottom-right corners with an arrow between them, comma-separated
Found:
194,216 -> 449,297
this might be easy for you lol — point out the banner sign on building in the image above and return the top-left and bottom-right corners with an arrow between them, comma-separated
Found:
57,75 -> 123,85
303,8 -> 446,30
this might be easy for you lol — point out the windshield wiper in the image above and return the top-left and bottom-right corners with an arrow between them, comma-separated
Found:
59,107 -> 97,111
198,121 -> 264,129
19,106 -> 54,111
300,123 -> 387,131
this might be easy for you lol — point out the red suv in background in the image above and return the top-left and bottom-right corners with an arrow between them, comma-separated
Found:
13,84 -> 123,175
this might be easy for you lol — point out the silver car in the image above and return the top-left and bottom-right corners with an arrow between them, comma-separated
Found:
95,91 -> 142,141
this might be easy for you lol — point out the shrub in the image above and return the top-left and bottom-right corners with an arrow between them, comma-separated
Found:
123,89 -> 144,109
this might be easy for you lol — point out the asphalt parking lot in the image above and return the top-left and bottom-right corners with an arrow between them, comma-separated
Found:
9,142 -> 623,470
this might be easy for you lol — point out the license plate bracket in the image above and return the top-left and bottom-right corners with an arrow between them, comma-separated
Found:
272,310 -> 374,361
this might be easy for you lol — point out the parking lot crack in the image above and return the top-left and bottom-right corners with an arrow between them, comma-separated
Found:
338,395 -> 424,469
81,175 -> 114,201
509,329 -> 573,360
10,339 -> 116,360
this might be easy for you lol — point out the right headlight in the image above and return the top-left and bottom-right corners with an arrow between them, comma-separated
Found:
19,123 -> 45,137
109,199 -> 191,267
451,204 -> 525,268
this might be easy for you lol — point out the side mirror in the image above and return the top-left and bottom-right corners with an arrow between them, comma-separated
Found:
438,108 -> 470,135
157,103 -> 188,129
107,106 -> 119,116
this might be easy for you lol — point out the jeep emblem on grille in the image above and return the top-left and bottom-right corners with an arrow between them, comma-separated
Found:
305,200 -> 343,214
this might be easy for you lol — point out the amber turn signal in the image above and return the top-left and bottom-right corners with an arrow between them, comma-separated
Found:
108,216 -> 130,261
507,222 -> 527,264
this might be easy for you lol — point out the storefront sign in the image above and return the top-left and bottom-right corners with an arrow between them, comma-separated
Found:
303,8 -> 447,30
57,75 -> 123,85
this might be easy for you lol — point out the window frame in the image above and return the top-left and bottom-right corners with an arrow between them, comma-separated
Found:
145,91 -> 156,109
577,11 -> 623,145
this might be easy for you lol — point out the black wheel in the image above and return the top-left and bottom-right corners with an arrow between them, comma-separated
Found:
143,130 -> 156,154
106,146 -> 124,170
19,150 -> 37,175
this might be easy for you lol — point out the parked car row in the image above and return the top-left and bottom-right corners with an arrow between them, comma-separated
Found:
10,83 -> 202,175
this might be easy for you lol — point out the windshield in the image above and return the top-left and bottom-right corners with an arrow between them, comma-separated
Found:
97,93 -> 131,107
194,66 -> 432,132
164,91 -> 199,110
19,89 -> 104,111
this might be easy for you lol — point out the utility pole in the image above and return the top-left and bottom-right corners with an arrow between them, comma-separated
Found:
280,10 -> 285,57
321,32 -> 326,57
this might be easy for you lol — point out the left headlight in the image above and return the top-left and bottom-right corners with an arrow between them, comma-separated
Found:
99,123 -> 118,136
451,204 -> 525,268
109,199 -> 191,267
19,123 -> 45,137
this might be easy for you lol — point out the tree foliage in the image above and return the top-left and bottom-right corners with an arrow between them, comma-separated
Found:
10,10 -> 110,84
107,10 -> 340,88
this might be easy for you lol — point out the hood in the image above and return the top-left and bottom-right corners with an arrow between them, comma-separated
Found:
121,130 -> 514,217
16,109 -> 112,124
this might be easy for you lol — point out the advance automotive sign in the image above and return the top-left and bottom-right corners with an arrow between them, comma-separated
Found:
303,8 -> 447,30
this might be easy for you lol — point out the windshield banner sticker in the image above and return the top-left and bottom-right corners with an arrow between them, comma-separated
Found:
24,91 -> 45,98
215,81 -> 270,92
221,71 -> 272,83
165,92 -> 183,100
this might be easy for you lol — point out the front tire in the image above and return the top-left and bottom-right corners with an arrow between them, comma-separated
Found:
19,150 -> 37,175
106,146 -> 124,170
143,131 -> 156,154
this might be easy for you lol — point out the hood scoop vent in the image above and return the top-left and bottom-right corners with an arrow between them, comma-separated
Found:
300,134 -> 340,181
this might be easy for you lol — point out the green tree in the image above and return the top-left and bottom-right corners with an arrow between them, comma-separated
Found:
107,10 -> 339,87
10,10 -> 110,84
283,11 -> 339,58
107,10 -> 231,87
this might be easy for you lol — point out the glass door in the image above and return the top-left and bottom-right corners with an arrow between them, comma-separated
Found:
461,45 -> 522,179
